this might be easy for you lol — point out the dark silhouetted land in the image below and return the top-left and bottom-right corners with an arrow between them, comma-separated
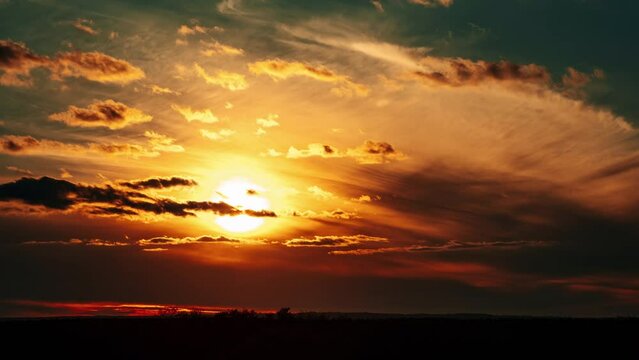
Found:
0,311 -> 636,358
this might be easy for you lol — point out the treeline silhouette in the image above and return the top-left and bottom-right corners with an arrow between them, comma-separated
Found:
0,308 -> 636,358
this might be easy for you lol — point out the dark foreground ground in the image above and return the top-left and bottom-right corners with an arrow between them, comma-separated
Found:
1,314 -> 637,358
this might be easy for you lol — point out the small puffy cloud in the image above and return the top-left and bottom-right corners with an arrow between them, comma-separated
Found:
53,51 -> 145,84
59,168 -> 73,179
248,58 -> 369,97
562,67 -> 591,88
177,24 -> 224,36
49,99 -> 152,130
256,113 -> 280,128
371,0 -> 384,12
119,177 -> 197,190
201,40 -> 244,56
171,104 -> 219,123
148,84 -> 180,95
144,131 -> 184,153
325,209 -> 358,219
284,234 -> 388,247
286,143 -> 340,159
73,18 -> 98,35
138,235 -> 241,246
407,0 -> 453,7
351,195 -> 381,202
346,140 -> 407,164
261,148 -> 282,157
194,63 -> 248,91
308,185 -> 334,200
201,128 -> 235,141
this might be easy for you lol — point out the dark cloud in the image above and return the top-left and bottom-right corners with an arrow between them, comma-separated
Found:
354,163 -> 639,278
0,134 -> 178,158
284,235 -> 387,247
331,240 -> 550,255
244,209 -> 277,217
0,40 -> 144,87
0,177 -> 276,218
1,135 -> 39,152
48,99 -> 152,129
415,57 -> 550,87
582,155 -> 639,182
137,235 -> 241,246
0,40 -> 49,86
119,177 -> 198,190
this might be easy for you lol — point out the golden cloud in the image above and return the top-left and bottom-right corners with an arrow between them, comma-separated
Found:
49,99 -> 152,130
248,58 -> 369,97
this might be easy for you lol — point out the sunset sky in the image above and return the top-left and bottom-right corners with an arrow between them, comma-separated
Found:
2,0 -> 639,317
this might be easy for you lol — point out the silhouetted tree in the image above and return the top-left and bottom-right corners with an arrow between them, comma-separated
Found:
276,307 -> 292,320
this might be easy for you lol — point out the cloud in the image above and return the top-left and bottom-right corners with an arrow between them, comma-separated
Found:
23,238 -> 128,246
0,40 -> 50,86
171,104 -> 219,123
0,134 -> 177,158
308,185 -> 334,200
201,129 -> 235,140
562,67 -> 591,89
118,177 -> 197,190
53,51 -> 145,84
407,0 -> 453,7
148,84 -> 180,95
285,143 -> 341,159
279,141 -> 406,164
48,99 -> 152,130
137,235 -> 241,246
73,18 -> 98,35
177,24 -> 223,36
414,57 -> 550,87
351,195 -> 381,202
6,165 -> 32,175
0,40 -> 144,87
217,0 -> 243,14
0,177 -> 276,218
371,0 -> 384,13
284,235 -> 388,247
256,114 -> 280,128
289,208 -> 358,220
346,141 -> 408,164
201,40 -> 244,56
248,58 -> 369,97
144,131 -> 185,153
331,240 -> 549,255
59,168 -> 73,179
194,63 -> 248,91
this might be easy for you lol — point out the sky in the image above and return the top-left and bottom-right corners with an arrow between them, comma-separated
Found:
1,0 -> 639,317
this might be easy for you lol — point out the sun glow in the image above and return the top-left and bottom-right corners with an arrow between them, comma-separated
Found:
214,178 -> 270,233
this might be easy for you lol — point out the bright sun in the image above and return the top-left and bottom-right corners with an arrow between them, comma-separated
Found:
213,178 -> 270,233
